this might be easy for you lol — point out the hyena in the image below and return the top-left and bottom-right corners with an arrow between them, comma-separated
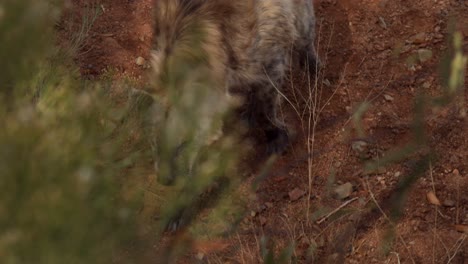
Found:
151,0 -> 319,154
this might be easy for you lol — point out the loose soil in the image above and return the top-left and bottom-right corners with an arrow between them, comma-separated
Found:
59,0 -> 468,263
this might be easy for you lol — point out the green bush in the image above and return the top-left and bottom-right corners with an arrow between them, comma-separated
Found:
0,1 -> 243,263
0,1 -> 145,263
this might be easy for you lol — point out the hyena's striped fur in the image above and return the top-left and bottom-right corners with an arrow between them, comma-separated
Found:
152,0 -> 319,154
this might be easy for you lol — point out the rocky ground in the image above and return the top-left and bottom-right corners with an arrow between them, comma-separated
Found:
59,0 -> 467,263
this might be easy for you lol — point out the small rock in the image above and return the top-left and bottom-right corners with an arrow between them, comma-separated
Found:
250,211 -> 256,217
289,188 -> 306,201
401,45 -> 412,53
426,191 -> 441,206
383,94 -> 394,102
409,32 -> 426,44
422,82 -> 431,89
452,169 -> 460,176
458,108 -> 467,119
443,199 -> 456,207
434,33 -> 444,40
135,56 -> 146,66
351,140 -> 368,153
374,44 -> 385,51
196,252 -> 205,260
417,49 -> 432,62
333,182 -> 353,200
394,171 -> 401,177
265,202 -> 273,208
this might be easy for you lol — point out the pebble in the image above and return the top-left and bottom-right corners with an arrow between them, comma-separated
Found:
351,140 -> 368,153
289,188 -> 306,201
417,49 -> 433,62
384,94 -> 394,102
422,82 -> 431,89
196,252 -> 205,260
443,199 -> 456,207
333,182 -> 353,200
426,191 -> 441,206
435,33 -> 444,39
135,56 -> 146,66
409,32 -> 427,44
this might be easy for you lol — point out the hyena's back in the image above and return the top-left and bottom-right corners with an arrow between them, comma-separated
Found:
152,0 -> 318,154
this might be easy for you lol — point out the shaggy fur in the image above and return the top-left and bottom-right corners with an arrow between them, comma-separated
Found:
152,0 -> 319,153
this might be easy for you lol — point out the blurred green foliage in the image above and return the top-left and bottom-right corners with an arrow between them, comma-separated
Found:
0,1 -> 244,263
0,1 -> 146,263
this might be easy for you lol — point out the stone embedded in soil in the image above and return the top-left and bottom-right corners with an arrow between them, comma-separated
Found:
135,56 -> 146,66
333,182 -> 353,200
289,188 -> 306,201
384,94 -> 394,102
351,140 -> 368,153
426,191 -> 441,206
422,81 -> 431,89
408,32 -> 427,44
196,252 -> 204,260
442,199 -> 456,207
417,48 -> 433,62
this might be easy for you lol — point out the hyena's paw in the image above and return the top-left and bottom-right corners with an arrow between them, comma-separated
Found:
265,127 -> 290,155
306,50 -> 322,76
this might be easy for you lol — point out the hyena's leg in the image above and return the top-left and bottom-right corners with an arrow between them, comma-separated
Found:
229,79 -> 290,154
302,43 -> 321,75
260,88 -> 290,154
244,61 -> 290,154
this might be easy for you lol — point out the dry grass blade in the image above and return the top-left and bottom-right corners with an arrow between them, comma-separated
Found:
316,197 -> 358,224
